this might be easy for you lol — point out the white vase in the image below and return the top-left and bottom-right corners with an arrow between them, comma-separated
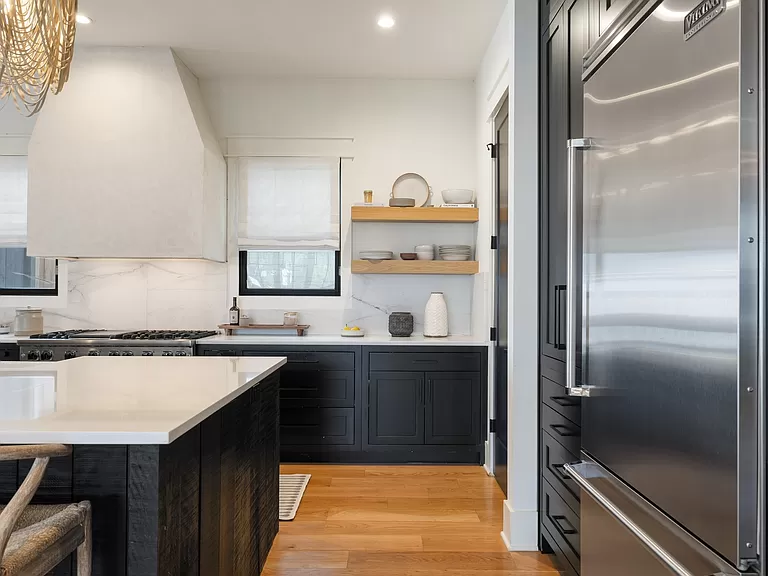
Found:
424,292 -> 448,337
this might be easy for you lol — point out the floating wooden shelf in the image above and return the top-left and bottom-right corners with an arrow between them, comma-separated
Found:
351,206 -> 478,223
351,260 -> 479,275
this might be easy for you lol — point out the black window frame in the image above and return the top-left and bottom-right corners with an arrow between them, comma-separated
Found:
238,249 -> 341,297
0,254 -> 59,297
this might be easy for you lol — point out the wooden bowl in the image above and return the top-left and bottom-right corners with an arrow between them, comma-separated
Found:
400,253 -> 417,260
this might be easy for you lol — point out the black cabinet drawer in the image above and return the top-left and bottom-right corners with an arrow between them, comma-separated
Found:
201,348 -> 238,356
281,407 -> 355,446
541,375 -> 581,426
280,370 -> 354,408
243,350 -> 354,371
541,479 -> 580,569
541,404 -> 580,456
541,523 -> 579,576
541,430 -> 580,514
369,352 -> 480,373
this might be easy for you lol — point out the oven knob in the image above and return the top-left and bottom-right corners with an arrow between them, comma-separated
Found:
162,351 -> 174,357
142,351 -> 154,357
174,350 -> 188,357
64,351 -> 77,360
122,351 -> 134,357
108,351 -> 120,357
88,350 -> 99,357
26,350 -> 40,361
40,350 -> 53,361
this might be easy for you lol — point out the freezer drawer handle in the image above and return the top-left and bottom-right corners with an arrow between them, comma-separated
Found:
564,462 -> 696,576
566,138 -> 595,398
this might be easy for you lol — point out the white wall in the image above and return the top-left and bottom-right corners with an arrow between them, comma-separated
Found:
203,77 -> 480,335
0,77 -> 481,336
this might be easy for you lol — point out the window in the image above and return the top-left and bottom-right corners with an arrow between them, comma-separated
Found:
237,157 -> 341,296
0,156 -> 58,296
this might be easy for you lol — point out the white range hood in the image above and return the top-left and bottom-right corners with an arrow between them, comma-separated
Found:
27,47 -> 226,261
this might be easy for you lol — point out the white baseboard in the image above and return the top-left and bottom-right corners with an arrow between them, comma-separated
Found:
483,440 -> 493,475
502,500 -> 539,551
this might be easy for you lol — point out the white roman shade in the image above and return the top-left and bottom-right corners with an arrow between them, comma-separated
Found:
0,156 -> 28,248
237,157 -> 340,250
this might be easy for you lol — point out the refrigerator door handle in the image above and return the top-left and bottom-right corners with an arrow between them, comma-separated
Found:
566,138 -> 595,398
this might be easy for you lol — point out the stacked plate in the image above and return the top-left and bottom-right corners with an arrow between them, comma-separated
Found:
360,250 -> 394,261
438,245 -> 472,261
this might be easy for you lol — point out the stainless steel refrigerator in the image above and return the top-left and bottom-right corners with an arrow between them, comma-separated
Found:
563,0 -> 765,574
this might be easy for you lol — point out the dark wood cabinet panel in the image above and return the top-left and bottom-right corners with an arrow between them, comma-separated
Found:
541,375 -> 581,425
242,350 -> 354,371
281,407 -> 355,446
540,7 -> 568,363
541,479 -> 581,569
280,370 -> 355,408
368,351 -> 481,373
541,430 -> 580,514
0,344 -> 19,361
425,373 -> 480,445
368,372 -> 424,446
541,404 -> 581,456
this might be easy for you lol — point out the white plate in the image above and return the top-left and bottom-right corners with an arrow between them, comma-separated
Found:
441,255 -> 471,261
392,173 -> 431,207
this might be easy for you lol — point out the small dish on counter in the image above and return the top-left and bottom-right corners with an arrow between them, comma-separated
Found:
400,253 -> 417,260
340,325 -> 365,337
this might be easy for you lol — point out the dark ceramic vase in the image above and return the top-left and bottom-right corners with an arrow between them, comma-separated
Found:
388,312 -> 414,337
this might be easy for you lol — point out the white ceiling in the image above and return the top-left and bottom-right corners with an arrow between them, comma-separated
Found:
74,0 -> 506,79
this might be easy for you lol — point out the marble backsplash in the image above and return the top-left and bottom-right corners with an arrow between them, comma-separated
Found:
0,260 -> 474,335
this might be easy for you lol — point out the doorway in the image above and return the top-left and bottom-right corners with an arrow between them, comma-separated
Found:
493,97 -> 509,496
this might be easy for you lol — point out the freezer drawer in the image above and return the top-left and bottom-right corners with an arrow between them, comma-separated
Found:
565,458 -> 743,576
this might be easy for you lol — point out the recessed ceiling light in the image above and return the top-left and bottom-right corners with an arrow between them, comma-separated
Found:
377,14 -> 395,29
75,13 -> 92,24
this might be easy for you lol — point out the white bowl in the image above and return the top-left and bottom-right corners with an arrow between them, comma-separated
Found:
441,189 -> 474,204
416,253 -> 435,261
414,244 -> 434,251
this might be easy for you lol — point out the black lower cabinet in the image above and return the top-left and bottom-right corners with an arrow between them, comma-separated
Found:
0,344 -> 19,361
368,372 -> 424,445
195,344 -> 487,464
425,372 -> 480,445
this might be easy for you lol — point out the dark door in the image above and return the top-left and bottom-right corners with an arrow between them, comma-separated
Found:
540,8 -> 568,364
593,0 -> 631,35
425,373 -> 480,445
368,372 -> 424,445
494,97 -> 509,495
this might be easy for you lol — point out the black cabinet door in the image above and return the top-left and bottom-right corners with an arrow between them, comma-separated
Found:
368,372 -> 424,445
540,7 -> 568,363
540,0 -> 590,366
425,373 -> 479,445
280,370 -> 355,408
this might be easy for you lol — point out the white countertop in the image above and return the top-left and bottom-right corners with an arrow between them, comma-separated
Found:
199,334 -> 489,346
0,356 -> 286,445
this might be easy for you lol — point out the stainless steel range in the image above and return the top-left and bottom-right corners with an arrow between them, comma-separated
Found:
20,330 -> 218,361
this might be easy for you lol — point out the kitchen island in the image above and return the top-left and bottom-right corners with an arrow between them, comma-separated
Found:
0,356 -> 286,576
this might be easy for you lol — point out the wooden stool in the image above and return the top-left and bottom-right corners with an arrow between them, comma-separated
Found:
0,445 -> 91,576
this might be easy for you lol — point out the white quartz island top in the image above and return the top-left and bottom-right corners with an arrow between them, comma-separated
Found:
200,334 -> 489,346
0,356 -> 286,445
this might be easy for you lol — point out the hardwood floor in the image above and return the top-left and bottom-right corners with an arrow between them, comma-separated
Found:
264,465 -> 558,576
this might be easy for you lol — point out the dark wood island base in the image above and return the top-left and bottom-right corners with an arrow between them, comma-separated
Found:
0,372 -> 280,576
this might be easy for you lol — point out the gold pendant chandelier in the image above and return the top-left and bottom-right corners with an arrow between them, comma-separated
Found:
0,0 -> 78,116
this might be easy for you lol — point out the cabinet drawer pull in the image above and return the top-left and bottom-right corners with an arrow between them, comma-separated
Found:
550,423 -> 579,437
551,463 -> 571,481
551,514 -> 578,536
551,396 -> 579,408
412,359 -> 438,364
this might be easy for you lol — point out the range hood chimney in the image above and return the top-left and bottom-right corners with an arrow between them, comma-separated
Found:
27,47 -> 226,261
